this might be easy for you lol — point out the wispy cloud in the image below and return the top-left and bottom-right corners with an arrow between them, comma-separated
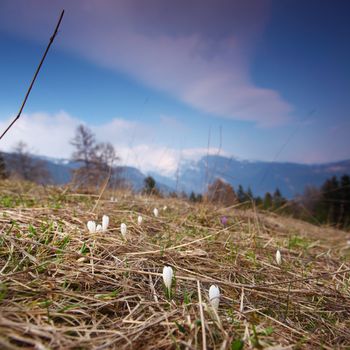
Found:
0,0 -> 292,126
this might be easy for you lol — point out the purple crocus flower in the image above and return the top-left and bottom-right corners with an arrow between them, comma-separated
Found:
220,216 -> 228,226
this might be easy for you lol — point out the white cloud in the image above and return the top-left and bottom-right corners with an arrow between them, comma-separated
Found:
0,111 -> 79,157
118,144 -> 228,177
118,144 -> 180,176
0,111 -> 224,176
0,0 -> 292,126
0,111 -> 148,158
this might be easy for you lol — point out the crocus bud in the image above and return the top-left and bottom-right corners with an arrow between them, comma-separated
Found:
209,284 -> 220,310
163,205 -> 167,211
153,208 -> 159,217
96,224 -> 102,232
102,215 -> 109,232
120,223 -> 127,237
162,266 -> 173,291
276,249 -> 282,265
87,221 -> 96,233
220,216 -> 228,226
137,215 -> 143,225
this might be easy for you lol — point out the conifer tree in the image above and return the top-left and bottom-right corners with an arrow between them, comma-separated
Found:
237,184 -> 247,202
263,192 -> 272,209
0,152 -> 8,180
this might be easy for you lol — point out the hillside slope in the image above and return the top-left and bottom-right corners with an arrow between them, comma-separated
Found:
0,181 -> 349,349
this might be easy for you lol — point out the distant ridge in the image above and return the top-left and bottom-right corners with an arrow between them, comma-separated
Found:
1,152 -> 172,193
150,155 -> 350,198
2,151 -> 349,198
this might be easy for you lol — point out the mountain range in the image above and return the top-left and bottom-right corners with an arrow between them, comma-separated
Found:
2,152 -> 350,198
150,155 -> 350,198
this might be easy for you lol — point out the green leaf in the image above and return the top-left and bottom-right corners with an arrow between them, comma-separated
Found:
0,283 -> 7,301
28,224 -> 37,237
58,303 -> 82,312
175,321 -> 186,334
251,325 -> 262,349
79,242 -> 89,255
183,290 -> 193,305
231,339 -> 244,350
94,290 -> 120,299
262,326 -> 274,336
195,319 -> 202,326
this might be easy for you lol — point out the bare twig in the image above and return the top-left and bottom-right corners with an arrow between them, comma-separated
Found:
0,10 -> 65,141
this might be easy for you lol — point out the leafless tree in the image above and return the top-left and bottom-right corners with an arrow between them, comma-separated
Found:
71,125 -> 96,169
205,178 -> 237,206
70,125 -> 119,188
8,141 -> 51,184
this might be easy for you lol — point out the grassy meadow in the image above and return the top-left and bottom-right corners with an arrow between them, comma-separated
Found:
0,180 -> 349,349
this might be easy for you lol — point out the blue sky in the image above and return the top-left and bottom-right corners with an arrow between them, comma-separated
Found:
0,0 -> 349,176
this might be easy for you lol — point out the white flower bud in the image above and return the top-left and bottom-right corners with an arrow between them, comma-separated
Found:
209,284 -> 220,310
87,221 -> 96,233
276,249 -> 282,265
102,215 -> 109,232
120,223 -> 127,237
162,266 -> 173,290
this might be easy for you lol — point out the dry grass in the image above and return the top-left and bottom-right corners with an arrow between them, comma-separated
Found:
0,180 -> 350,349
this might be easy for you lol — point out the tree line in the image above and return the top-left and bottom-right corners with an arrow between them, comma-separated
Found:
185,177 -> 350,230
294,175 -> 350,229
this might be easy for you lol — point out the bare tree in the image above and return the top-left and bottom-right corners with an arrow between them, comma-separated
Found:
70,125 -> 119,188
95,142 -> 117,169
206,178 -> 237,206
8,142 -> 51,184
71,125 -> 96,169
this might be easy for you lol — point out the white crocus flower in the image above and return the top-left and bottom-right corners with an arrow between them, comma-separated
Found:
276,249 -> 282,265
87,221 -> 96,233
153,208 -> 159,217
163,205 -> 167,211
209,284 -> 220,310
102,215 -> 109,232
162,266 -> 173,297
96,224 -> 102,232
120,223 -> 127,238
137,215 -> 143,225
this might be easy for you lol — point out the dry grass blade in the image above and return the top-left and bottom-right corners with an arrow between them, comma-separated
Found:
0,180 -> 349,349
197,280 -> 206,350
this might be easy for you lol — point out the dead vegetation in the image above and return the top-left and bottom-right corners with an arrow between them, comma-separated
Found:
0,180 -> 349,349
